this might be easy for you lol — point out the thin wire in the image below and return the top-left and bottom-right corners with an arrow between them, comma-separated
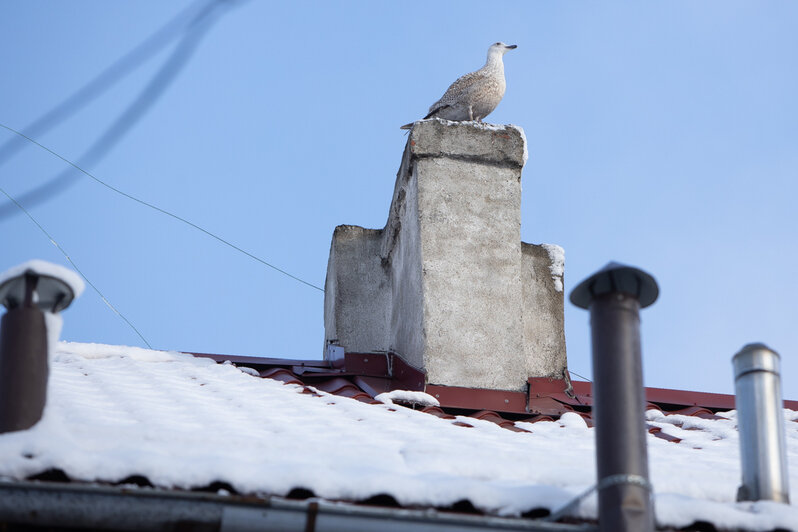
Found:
0,123 -> 325,293
569,369 -> 592,382
0,186 -> 152,348
544,474 -> 652,523
0,0 -> 236,219
0,0 -> 214,169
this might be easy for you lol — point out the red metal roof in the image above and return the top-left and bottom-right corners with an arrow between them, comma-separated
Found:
192,350 -> 798,440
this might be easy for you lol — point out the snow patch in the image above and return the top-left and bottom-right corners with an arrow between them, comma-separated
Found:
237,366 -> 260,377
558,412 -> 588,429
540,244 -> 565,292
56,341 -> 192,363
376,390 -> 440,407
508,124 -> 528,165
422,118 -> 509,131
44,313 -> 63,361
654,495 -> 798,532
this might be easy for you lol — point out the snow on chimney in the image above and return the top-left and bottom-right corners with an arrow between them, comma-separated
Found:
323,119 -> 567,391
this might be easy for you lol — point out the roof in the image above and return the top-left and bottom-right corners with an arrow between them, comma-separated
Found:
0,341 -> 796,532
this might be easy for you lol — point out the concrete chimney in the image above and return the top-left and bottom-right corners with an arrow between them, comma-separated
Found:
324,119 -> 567,391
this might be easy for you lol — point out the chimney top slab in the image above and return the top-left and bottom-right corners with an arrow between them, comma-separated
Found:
409,119 -> 527,168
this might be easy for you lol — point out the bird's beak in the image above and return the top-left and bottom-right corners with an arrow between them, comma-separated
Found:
506,44 -> 518,49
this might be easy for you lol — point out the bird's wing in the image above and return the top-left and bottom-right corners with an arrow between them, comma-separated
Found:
427,70 -> 485,115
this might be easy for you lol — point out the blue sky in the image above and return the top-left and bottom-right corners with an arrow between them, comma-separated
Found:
2,1 -> 796,398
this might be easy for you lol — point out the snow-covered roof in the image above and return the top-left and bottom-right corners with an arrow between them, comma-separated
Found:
0,342 -> 796,531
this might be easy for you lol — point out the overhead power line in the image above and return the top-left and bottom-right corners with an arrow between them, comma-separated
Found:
0,122 -> 325,293
0,185 -> 152,348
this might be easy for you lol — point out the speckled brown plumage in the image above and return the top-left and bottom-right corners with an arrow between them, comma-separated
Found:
401,42 -> 517,130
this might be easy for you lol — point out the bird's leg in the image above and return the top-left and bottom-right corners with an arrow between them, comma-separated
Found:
468,106 -> 474,121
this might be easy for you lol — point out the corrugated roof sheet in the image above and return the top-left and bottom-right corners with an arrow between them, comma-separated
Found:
194,350 -> 798,443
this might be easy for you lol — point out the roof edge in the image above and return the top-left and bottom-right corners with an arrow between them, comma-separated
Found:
0,480 -> 594,532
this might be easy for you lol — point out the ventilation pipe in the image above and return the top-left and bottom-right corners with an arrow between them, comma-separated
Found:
0,261 -> 82,433
570,261 -> 658,532
733,343 -> 790,503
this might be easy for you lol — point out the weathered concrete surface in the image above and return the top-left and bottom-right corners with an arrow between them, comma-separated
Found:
413,156 -> 525,389
408,119 -> 526,168
522,243 -> 567,378
384,148 -> 425,369
323,226 -> 390,354
324,119 -> 566,391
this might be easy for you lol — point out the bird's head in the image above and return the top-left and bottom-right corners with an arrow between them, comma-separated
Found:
488,42 -> 517,57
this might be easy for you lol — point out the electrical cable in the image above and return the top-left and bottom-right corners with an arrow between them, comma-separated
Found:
0,185 -> 153,348
0,0 -> 321,350
544,474 -> 652,523
0,122 -> 325,293
568,369 -> 592,382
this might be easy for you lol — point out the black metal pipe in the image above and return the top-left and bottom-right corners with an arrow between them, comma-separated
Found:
589,293 -> 651,531
0,273 -> 49,433
0,265 -> 78,434
570,262 -> 658,532
0,305 -> 48,432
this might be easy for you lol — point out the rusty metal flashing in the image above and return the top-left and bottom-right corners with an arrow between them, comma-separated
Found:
644,386 -> 737,410
426,384 -> 529,414
191,352 -> 336,370
530,377 -> 798,413
194,351 -> 425,393
338,352 -> 390,376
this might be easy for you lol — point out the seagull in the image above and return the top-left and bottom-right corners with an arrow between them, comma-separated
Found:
400,42 -> 517,130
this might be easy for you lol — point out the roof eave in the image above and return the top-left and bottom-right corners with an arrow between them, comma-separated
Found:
0,480 -> 595,532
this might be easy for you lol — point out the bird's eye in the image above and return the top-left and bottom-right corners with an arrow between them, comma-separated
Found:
494,42 -> 500,46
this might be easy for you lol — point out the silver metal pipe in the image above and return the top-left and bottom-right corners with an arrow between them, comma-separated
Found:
732,343 -> 790,503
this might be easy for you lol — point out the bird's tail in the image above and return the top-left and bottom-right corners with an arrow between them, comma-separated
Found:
401,108 -> 448,129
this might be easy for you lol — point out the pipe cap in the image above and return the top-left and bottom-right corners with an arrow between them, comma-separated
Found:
732,343 -> 781,378
570,261 -> 659,310
0,260 -> 83,313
